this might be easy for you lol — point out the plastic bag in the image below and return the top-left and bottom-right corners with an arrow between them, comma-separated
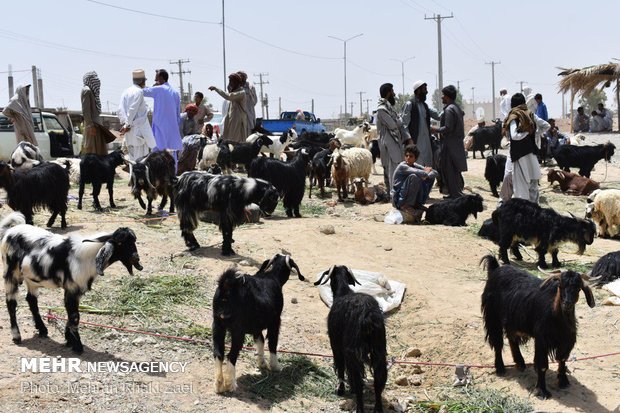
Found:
384,208 -> 403,225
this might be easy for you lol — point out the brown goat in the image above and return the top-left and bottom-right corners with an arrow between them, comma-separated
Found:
353,178 -> 389,205
547,169 -> 600,196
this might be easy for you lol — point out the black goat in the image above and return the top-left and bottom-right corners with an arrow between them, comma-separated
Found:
78,149 -> 125,211
212,254 -> 304,393
471,120 -> 502,159
493,198 -> 595,268
228,135 -> 272,171
174,172 -> 279,255
315,265 -> 387,413
248,149 -> 309,217
481,255 -> 595,399
296,131 -> 335,147
309,148 -> 332,198
128,151 -> 176,215
369,139 -> 380,174
0,161 -> 69,228
478,218 -> 499,243
484,154 -> 507,198
424,194 -> 484,226
553,142 -> 616,178
589,251 -> 620,286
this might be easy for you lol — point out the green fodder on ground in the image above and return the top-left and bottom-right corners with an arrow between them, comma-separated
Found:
408,386 -> 533,413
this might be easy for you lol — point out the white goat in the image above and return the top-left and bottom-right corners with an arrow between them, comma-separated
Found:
333,123 -> 370,148
586,189 -> 620,238
362,121 -> 378,146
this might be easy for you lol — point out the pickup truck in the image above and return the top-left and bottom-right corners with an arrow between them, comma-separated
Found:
257,111 -> 326,135
0,109 -> 83,161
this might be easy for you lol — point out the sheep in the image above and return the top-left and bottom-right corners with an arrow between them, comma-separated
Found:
423,194 -> 484,226
484,154 -> 506,198
585,189 -> 620,238
553,142 -> 615,178
330,147 -> 373,201
493,198 -> 595,268
333,123 -> 370,148
127,151 -> 176,215
314,265 -> 387,413
78,149 -> 126,211
481,255 -> 595,399
246,128 -> 297,160
353,178 -> 389,205
10,141 -> 44,170
470,120 -> 502,159
546,169 -> 600,196
249,149 -> 309,218
50,157 -> 81,184
0,211 -> 143,353
174,172 -> 279,255
308,148 -> 333,198
212,254 -> 305,393
0,161 -> 69,228
588,251 -> 620,286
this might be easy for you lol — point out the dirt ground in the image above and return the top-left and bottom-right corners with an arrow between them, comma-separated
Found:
1,135 -> 619,413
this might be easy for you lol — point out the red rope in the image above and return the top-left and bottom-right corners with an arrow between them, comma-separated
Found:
45,312 -> 620,369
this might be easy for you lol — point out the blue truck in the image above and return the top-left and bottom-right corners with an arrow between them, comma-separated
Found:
257,111 -> 326,135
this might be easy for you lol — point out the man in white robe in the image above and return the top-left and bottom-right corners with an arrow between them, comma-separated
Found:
118,69 -> 156,161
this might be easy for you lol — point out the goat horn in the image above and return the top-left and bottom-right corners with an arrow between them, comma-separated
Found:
314,265 -> 335,286
538,266 -> 562,276
144,165 -> 156,190
347,267 -> 362,286
285,255 -> 291,270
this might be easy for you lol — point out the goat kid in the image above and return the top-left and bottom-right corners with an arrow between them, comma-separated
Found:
127,151 -> 176,215
78,149 -> 126,211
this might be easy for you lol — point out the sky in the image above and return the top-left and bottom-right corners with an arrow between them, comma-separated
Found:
2,0 -> 619,120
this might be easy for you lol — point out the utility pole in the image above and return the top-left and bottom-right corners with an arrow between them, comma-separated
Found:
311,98 -> 314,114
31,66 -> 39,108
37,68 -> 44,108
7,64 -> 14,98
425,13 -> 453,92
278,97 -> 282,115
364,98 -> 371,116
221,0 -> 227,89
253,73 -> 269,118
349,102 -> 355,117
516,80 -> 526,93
329,33 -> 363,121
264,93 -> 270,119
486,61 -> 500,119
170,59 -> 190,104
357,91 -> 365,117
471,87 -> 475,119
390,57 -> 415,95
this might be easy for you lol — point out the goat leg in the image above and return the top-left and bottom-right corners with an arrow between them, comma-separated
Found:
508,337 -> 526,371
550,249 -> 561,268
181,230 -> 200,251
26,291 -> 48,338
5,280 -> 21,344
535,244 -> 549,269
345,357 -> 365,413
47,211 -> 58,228
212,323 -> 226,393
293,206 -> 301,218
92,182 -> 103,211
77,179 -> 85,210
158,194 -> 168,212
60,208 -> 67,229
534,341 -> 551,399
64,291 -> 83,354
557,359 -> 570,389
146,197 -> 153,216
511,245 -> 523,261
266,321 -> 282,372
253,334 -> 268,369
332,348 -> 346,396
107,180 -> 116,208
221,223 -> 235,256
137,195 -> 147,210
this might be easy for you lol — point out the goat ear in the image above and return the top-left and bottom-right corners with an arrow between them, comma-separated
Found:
288,257 -> 305,281
552,283 -> 562,315
95,242 -> 114,276
568,211 -> 577,219
582,284 -> 595,308
346,268 -> 361,286
558,171 -> 565,180
258,259 -> 271,272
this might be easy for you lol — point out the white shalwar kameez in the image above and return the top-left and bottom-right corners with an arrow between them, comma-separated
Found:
118,85 -> 156,161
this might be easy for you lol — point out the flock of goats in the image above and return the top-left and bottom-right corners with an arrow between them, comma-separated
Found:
0,119 -> 619,411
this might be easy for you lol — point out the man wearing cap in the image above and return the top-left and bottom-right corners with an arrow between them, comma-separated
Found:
143,69 -> 183,170
179,104 -> 199,137
209,73 -> 247,143
376,83 -> 412,194
499,89 -> 510,121
118,69 -> 156,161
401,81 -> 440,168
431,85 -> 467,199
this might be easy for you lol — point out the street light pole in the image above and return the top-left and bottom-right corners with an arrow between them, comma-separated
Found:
329,33 -> 363,117
390,57 -> 415,95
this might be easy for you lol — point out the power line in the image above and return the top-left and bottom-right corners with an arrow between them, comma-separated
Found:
170,59 -> 191,103
84,0 -> 219,24
425,13 -> 453,92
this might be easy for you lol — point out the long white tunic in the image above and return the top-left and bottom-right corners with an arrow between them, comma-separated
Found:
118,84 -> 156,160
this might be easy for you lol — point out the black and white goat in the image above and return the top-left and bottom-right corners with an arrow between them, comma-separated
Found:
78,149 -> 126,211
174,172 -> 279,255
10,141 -> 44,170
248,149 -> 309,217
315,265 -> 387,413
127,151 -> 176,215
492,198 -> 595,268
212,254 -> 305,393
225,136 -> 273,172
481,255 -> 595,399
424,194 -> 484,226
0,212 -> 142,353
0,161 -> 69,228
484,154 -> 507,198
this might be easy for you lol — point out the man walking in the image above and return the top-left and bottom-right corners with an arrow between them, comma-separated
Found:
401,80 -> 440,167
143,69 -> 183,170
118,69 -> 156,161
375,83 -> 412,194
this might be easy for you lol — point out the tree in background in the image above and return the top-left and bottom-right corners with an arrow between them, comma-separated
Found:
395,93 -> 413,113
432,88 -> 464,111
578,89 -> 608,114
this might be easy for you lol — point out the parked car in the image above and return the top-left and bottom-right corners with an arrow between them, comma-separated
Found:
0,109 -> 82,161
257,111 -> 326,135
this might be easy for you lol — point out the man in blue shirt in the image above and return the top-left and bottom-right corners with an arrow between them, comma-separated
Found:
534,93 -> 548,121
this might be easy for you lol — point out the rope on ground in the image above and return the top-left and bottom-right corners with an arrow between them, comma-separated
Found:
44,311 -> 620,370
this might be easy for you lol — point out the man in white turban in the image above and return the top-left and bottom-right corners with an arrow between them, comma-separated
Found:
118,69 -> 156,160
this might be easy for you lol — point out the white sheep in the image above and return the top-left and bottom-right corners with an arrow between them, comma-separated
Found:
51,157 -> 81,184
586,189 -> 620,238
333,123 -> 370,148
330,147 -> 372,200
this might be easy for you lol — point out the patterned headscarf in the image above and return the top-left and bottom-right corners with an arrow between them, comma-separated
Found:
83,71 -> 102,112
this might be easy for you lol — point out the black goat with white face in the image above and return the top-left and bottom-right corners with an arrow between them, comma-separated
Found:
127,151 -> 176,215
0,212 -> 142,353
315,265 -> 387,413
212,254 -> 304,393
174,172 -> 279,255
78,149 -> 126,211
481,255 -> 595,399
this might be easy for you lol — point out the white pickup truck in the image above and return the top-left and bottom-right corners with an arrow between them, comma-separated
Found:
0,109 -> 83,161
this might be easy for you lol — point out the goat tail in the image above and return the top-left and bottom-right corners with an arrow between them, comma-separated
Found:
0,212 -> 26,238
480,254 -> 499,277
